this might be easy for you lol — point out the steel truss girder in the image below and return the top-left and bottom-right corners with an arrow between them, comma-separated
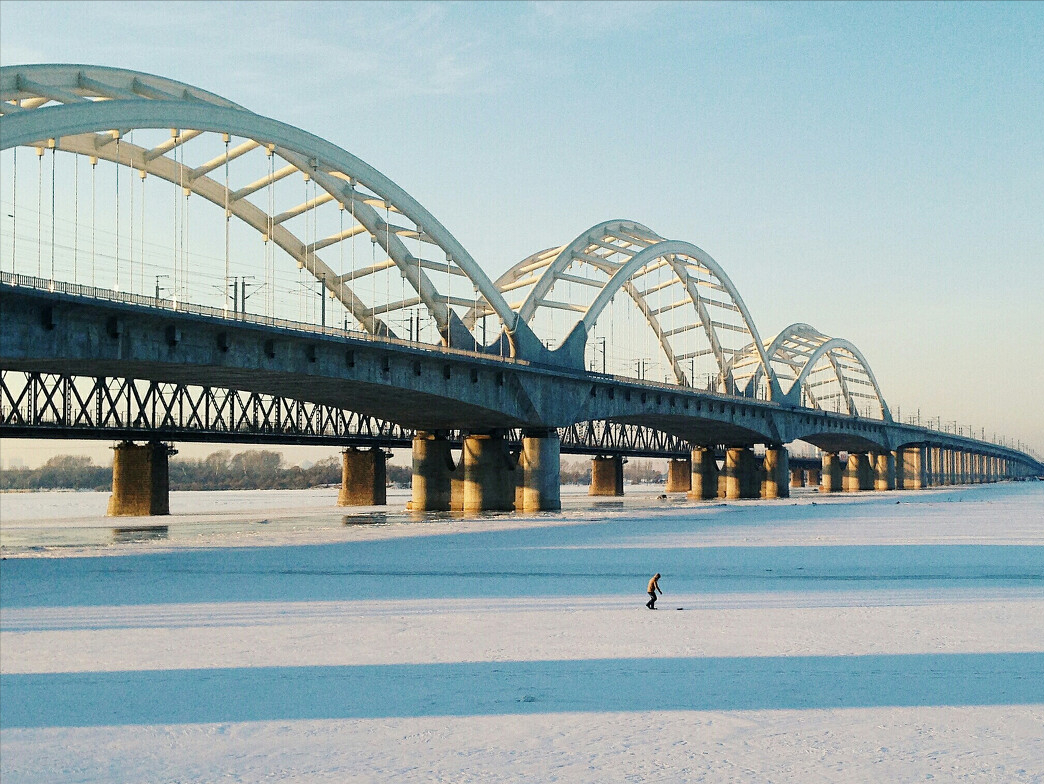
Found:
0,371 -> 693,458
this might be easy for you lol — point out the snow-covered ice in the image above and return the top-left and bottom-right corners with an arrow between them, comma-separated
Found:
1,483 -> 1042,782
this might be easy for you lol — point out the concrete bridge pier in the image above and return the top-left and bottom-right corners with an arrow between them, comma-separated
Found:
463,432 -> 518,513
820,452 -> 843,493
762,446 -> 789,499
338,447 -> 387,506
107,441 -> 174,516
518,430 -> 561,512
725,447 -> 759,499
666,457 -> 692,493
843,452 -> 874,492
688,447 -> 719,500
590,455 -> 624,496
807,466 -> 821,487
898,446 -> 925,490
790,468 -> 806,488
873,451 -> 896,491
937,449 -> 947,485
411,432 -> 460,511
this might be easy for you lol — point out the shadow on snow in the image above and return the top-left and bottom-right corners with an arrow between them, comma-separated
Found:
3,652 -> 1043,728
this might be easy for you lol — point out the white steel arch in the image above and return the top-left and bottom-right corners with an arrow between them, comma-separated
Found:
729,323 -> 891,420
485,220 -> 779,399
0,65 -> 526,349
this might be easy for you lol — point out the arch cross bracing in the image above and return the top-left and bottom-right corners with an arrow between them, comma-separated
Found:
0,64 -> 525,350
475,220 -> 779,399
728,323 -> 891,420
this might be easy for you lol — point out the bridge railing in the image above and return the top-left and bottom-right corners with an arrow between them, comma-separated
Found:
0,271 -> 531,366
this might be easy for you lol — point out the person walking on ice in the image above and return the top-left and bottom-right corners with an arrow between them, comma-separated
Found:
646,573 -> 662,609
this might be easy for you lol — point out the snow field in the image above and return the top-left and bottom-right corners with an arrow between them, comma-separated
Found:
1,482 -> 1042,782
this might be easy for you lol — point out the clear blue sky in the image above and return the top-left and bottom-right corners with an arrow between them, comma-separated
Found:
1,1 -> 1042,466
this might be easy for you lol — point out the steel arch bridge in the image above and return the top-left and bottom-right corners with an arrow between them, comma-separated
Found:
1,64 -> 1041,482
0,63 -> 880,412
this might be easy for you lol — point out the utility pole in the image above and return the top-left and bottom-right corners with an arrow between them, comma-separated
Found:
154,274 -> 168,304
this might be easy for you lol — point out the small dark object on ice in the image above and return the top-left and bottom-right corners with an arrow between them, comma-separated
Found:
658,493 -> 667,499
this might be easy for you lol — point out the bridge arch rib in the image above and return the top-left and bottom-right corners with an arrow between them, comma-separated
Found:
476,220 -> 780,399
728,323 -> 891,420
0,64 -> 530,352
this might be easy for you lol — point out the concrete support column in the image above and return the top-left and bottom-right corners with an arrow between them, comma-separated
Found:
820,453 -> 843,493
873,452 -> 896,491
725,447 -> 758,500
898,446 -> 925,490
518,430 -> 561,512
665,457 -> 692,493
688,447 -> 718,500
338,447 -> 387,506
929,446 -> 943,486
590,455 -> 624,496
842,452 -> 874,492
463,433 -> 517,512
790,468 -> 806,488
807,467 -> 821,487
107,441 -> 173,516
762,446 -> 790,499
411,432 -> 461,512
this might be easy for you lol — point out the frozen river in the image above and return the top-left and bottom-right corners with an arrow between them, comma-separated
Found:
1,482 -> 1043,782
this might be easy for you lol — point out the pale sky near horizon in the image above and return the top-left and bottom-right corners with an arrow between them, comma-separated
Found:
1,0 -> 1042,468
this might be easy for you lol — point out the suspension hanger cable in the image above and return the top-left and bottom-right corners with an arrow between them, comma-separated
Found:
371,233 -> 377,332
266,144 -> 274,319
10,146 -> 16,274
73,153 -> 79,282
36,145 -> 42,278
172,141 -> 179,304
140,169 -> 146,298
90,156 -> 97,287
416,223 -> 422,343
49,143 -> 55,282
183,179 -> 190,306
350,180 -> 356,329
223,133 -> 230,313
339,199 -> 345,331
114,136 -> 120,292
385,203 -> 390,334
128,151 -> 134,294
